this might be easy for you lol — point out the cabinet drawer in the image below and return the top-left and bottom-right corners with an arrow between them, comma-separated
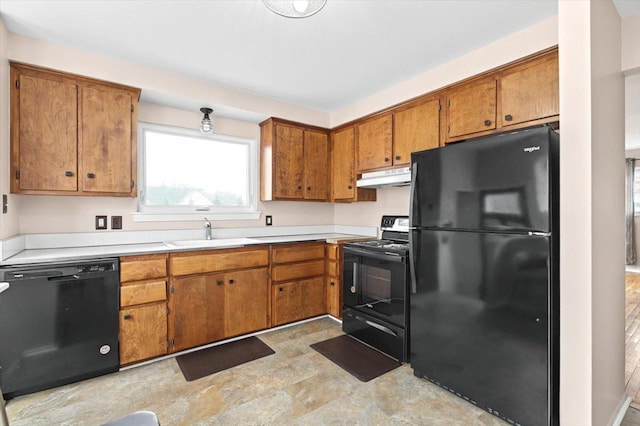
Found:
120,255 -> 167,282
326,244 -> 339,260
120,280 -> 167,308
272,277 -> 325,326
272,243 -> 325,263
272,260 -> 325,282
170,248 -> 269,276
327,260 -> 338,277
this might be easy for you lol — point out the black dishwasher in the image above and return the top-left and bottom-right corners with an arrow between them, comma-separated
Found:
0,258 -> 120,399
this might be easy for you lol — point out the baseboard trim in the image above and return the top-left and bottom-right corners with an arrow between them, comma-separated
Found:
611,395 -> 632,426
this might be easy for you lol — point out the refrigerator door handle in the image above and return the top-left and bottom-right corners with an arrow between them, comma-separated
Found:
0,282 -> 9,294
409,231 -> 418,294
409,162 -> 418,228
529,231 -> 551,237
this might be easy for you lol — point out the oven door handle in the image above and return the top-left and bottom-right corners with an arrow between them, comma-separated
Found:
364,319 -> 398,337
344,247 -> 405,263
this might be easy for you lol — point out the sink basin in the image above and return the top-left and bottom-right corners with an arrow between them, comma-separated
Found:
164,238 -> 258,249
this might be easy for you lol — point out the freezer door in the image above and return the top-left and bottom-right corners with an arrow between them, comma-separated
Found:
410,126 -> 557,233
410,229 -> 551,426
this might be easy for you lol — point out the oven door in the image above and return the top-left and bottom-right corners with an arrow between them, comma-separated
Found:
343,246 -> 408,327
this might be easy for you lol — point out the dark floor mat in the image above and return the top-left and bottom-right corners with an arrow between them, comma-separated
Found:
310,334 -> 401,382
176,336 -> 275,381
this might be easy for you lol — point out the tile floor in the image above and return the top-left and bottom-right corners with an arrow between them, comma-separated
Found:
5,317 -> 507,425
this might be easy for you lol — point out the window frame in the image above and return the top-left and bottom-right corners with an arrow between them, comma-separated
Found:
133,121 -> 260,222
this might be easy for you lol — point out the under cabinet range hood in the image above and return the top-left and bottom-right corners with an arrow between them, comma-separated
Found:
357,167 -> 412,188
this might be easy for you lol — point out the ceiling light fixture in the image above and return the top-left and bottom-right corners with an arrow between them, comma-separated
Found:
200,107 -> 213,134
262,0 -> 327,18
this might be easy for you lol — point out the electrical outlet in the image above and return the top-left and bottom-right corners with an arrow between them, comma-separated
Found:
265,215 -> 273,226
95,215 -> 107,230
111,216 -> 122,230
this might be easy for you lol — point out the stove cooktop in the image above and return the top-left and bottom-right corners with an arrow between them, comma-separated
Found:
345,215 -> 410,255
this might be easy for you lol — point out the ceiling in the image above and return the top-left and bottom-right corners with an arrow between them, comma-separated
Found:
0,0 -> 638,140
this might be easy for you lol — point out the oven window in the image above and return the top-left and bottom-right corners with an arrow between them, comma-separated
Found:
360,264 -> 391,303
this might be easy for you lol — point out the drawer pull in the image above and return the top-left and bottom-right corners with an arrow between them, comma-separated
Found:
123,314 -> 132,320
65,171 -> 73,177
229,279 -> 235,284
484,119 -> 491,126
87,172 -> 95,179
504,114 -> 513,121
216,279 -> 224,285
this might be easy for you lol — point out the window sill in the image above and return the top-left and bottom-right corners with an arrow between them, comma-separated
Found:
132,212 -> 262,222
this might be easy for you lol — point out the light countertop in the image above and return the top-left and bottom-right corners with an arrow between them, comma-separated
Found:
0,232 -> 374,266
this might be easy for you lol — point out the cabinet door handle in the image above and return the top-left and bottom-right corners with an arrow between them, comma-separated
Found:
504,114 -> 513,121
279,287 -> 284,292
297,185 -> 302,190
384,157 -> 390,162
229,279 -> 235,284
65,171 -> 73,177
347,185 -> 352,189
307,186 -> 311,190
87,173 -> 95,179
123,314 -> 132,320
484,120 -> 491,126
395,155 -> 400,161
330,281 -> 335,286
216,279 -> 224,285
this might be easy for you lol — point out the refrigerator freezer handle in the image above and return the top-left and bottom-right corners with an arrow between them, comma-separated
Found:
409,162 -> 418,227
409,231 -> 418,294
0,282 -> 9,294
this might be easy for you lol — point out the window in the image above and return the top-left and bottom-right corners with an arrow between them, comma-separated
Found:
135,122 -> 259,221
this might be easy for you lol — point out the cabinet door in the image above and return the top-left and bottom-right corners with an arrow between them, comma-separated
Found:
500,51 -> 559,127
15,71 -> 78,192
326,277 -> 341,319
170,274 -> 225,352
120,303 -> 167,365
303,130 -> 329,200
80,85 -> 134,194
274,123 -> 304,199
447,78 -> 497,140
332,126 -> 356,200
357,113 -> 393,172
394,99 -> 440,164
272,277 -> 325,326
225,268 -> 268,337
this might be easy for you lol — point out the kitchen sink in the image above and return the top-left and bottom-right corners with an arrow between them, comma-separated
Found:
163,238 -> 258,249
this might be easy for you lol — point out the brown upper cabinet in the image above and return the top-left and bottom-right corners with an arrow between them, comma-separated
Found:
10,62 -> 140,196
393,97 -> 442,165
260,118 -> 329,201
356,112 -> 393,172
330,125 -> 376,202
356,97 -> 442,174
498,49 -> 559,128
445,48 -> 558,143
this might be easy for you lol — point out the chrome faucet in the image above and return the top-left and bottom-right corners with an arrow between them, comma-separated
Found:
204,217 -> 212,240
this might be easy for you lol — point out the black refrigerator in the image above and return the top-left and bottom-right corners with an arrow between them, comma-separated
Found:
409,125 -> 559,426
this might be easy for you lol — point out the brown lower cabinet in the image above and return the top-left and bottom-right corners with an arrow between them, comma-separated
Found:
167,247 -> 270,353
272,277 -> 325,326
118,254 -> 169,366
270,242 -> 327,326
325,243 -> 342,319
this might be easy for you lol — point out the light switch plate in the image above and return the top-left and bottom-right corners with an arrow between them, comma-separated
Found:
95,215 -> 107,230
266,215 -> 272,226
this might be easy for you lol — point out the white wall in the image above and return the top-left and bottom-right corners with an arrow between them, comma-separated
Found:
622,14 -> 640,74
559,1 -> 626,425
0,17 -> 20,239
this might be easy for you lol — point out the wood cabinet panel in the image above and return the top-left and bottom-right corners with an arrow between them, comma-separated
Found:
272,243 -> 325,264
327,261 -> 338,277
331,126 -> 356,200
446,78 -> 497,140
120,254 -> 167,282
272,277 -> 325,326
326,277 -> 341,319
357,113 -> 393,172
14,70 -> 78,192
393,98 -> 441,163
170,248 -> 269,276
500,50 -> 559,127
119,303 -> 167,365
224,268 -> 268,337
274,123 -> 304,199
303,130 -> 329,200
80,85 -> 134,194
272,260 -> 325,282
170,273 -> 226,352
327,244 -> 339,260
120,280 -> 167,308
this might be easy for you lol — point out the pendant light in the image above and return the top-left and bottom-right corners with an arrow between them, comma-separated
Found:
263,0 -> 327,18
200,107 -> 213,134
